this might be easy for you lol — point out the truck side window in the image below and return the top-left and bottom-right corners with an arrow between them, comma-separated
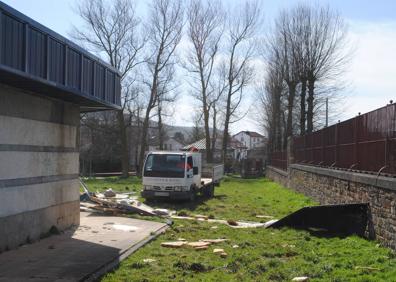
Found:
187,156 -> 193,170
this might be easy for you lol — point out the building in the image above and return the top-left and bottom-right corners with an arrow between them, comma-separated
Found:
148,136 -> 185,152
233,131 -> 266,150
182,137 -> 245,162
0,2 -> 121,252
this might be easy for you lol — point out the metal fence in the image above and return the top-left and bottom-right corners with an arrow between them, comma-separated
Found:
270,151 -> 287,171
270,103 -> 396,175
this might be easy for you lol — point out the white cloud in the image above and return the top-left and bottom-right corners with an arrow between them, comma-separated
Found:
343,20 -> 396,118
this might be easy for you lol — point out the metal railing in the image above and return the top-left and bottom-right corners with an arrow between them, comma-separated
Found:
270,103 -> 396,175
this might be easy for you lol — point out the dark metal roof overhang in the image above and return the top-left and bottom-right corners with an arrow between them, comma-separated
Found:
0,1 -> 121,112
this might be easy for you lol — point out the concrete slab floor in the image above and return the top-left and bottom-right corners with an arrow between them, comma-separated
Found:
0,212 -> 168,282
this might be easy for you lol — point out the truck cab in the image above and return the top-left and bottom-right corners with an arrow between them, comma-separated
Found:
141,151 -> 223,201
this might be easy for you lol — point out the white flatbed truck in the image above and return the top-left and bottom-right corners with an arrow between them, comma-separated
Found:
141,151 -> 224,201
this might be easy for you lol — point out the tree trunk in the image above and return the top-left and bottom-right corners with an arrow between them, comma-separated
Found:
284,83 -> 296,149
222,102 -> 231,163
211,106 -> 217,160
117,110 -> 129,178
307,79 -> 315,133
138,112 -> 150,176
203,106 -> 212,163
274,90 -> 282,151
158,104 -> 164,150
300,80 -> 307,135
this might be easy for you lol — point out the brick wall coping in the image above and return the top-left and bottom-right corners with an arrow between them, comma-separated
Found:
290,164 -> 396,191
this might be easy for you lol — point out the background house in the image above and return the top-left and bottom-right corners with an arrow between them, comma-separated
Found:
233,131 -> 267,150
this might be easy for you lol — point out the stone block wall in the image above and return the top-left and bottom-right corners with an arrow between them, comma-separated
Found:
0,84 -> 80,252
267,164 -> 396,250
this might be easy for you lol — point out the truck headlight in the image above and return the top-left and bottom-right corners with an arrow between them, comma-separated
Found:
144,185 -> 153,191
174,186 -> 182,191
182,186 -> 190,191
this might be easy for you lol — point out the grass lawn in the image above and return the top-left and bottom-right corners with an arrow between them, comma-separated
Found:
83,177 -> 396,281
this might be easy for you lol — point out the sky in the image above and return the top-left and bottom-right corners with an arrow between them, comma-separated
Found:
2,0 -> 396,135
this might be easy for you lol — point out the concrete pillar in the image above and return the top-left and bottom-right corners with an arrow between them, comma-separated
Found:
0,84 -> 80,252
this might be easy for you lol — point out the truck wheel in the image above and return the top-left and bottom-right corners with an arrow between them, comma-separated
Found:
203,185 -> 214,198
209,185 -> 215,198
189,187 -> 197,202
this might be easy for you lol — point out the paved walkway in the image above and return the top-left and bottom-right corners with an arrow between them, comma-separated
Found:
0,212 -> 168,281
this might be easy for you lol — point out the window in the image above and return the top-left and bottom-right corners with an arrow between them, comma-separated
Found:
144,154 -> 186,178
187,156 -> 193,170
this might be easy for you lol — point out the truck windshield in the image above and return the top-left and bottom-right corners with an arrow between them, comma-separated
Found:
144,154 -> 186,178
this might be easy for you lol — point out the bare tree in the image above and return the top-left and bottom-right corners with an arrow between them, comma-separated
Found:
138,0 -> 184,172
302,5 -> 349,132
220,1 -> 260,162
267,9 -> 301,149
185,0 -> 224,163
73,0 -> 144,177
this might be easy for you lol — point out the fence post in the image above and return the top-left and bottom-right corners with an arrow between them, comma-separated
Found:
354,116 -> 358,169
335,122 -> 339,166
322,129 -> 325,165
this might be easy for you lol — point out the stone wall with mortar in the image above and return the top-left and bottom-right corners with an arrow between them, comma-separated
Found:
266,164 -> 396,250
0,84 -> 80,252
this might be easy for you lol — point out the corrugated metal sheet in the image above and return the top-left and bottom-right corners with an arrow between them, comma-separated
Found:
0,2 -> 121,111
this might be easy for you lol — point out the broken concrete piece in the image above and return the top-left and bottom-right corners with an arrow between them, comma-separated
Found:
232,245 -> 239,248
292,277 -> 309,281
200,239 -> 228,244
213,248 -> 224,254
220,252 -> 228,258
104,189 -> 116,197
211,226 -> 218,229
161,241 -> 186,248
143,258 -> 156,263
186,242 -> 211,248
177,238 -> 186,241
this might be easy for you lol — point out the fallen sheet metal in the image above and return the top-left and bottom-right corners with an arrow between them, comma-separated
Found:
266,203 -> 369,236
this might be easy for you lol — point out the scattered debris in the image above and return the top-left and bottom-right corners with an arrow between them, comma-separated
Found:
211,226 -> 218,229
213,248 -> 224,254
355,266 -> 380,271
256,215 -> 274,219
171,215 -> 273,228
79,178 -> 175,218
227,220 -> 238,226
143,258 -> 156,263
200,239 -> 228,244
153,209 -> 174,216
161,238 -> 228,251
232,245 -> 239,248
220,252 -> 228,258
194,214 -> 209,220
161,241 -> 187,248
186,242 -> 211,248
292,277 -> 309,281
103,188 -> 116,197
